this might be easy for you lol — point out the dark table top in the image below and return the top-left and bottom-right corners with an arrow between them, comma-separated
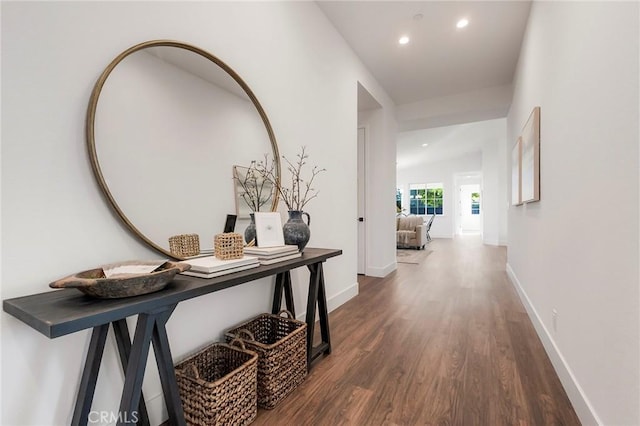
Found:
3,248 -> 342,339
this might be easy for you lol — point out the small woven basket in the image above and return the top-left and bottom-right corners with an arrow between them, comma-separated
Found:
214,233 -> 244,260
169,234 -> 200,258
175,339 -> 258,426
225,310 -> 307,409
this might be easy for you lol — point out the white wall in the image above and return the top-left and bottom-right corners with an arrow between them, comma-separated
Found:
396,84 -> 512,131
507,2 -> 639,425
0,2 -> 396,425
481,119 -> 508,245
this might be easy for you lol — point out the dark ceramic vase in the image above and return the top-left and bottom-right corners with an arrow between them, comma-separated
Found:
244,213 -> 257,245
283,210 -> 311,252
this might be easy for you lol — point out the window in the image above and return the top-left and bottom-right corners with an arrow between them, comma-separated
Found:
409,184 -> 425,215
409,183 -> 443,215
425,183 -> 443,215
471,192 -> 480,215
396,188 -> 403,213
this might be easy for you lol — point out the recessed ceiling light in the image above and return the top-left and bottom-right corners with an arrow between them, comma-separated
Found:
456,18 -> 469,29
398,36 -> 410,45
422,143 -> 428,147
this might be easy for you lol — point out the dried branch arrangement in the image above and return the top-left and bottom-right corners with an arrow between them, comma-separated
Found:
233,156 -> 276,212
257,146 -> 325,211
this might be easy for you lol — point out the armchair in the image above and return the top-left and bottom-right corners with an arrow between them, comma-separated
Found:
396,215 -> 427,250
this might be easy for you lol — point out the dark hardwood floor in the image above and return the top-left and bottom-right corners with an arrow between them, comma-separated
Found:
252,235 -> 581,425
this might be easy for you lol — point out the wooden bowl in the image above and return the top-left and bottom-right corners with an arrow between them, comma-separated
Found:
49,260 -> 191,298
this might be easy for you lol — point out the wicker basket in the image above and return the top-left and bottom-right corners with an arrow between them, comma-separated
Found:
169,234 -> 200,258
225,310 -> 307,409
175,339 -> 258,426
214,233 -> 244,260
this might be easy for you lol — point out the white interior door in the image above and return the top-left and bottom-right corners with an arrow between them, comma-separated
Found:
357,127 -> 366,274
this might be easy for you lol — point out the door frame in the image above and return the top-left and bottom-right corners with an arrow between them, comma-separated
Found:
357,125 -> 368,275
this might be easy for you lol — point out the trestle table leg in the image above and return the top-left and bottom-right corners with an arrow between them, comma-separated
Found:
71,324 -> 109,426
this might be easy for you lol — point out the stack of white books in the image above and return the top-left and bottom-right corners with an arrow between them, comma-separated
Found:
243,245 -> 301,265
180,255 -> 260,278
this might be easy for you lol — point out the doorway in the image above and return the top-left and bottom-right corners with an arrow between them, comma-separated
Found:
459,184 -> 481,233
357,81 -> 382,276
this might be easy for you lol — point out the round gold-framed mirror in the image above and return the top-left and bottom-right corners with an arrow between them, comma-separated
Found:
87,40 -> 280,260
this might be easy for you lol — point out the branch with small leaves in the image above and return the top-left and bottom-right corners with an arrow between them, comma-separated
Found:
233,158 -> 275,212
257,146 -> 325,211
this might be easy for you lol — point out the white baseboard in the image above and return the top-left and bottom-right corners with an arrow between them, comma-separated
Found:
327,281 -> 359,313
431,233 -> 453,239
505,263 -> 601,426
109,392 -> 166,426
366,261 -> 397,277
483,237 -> 500,246
483,238 -> 507,247
145,393 -> 167,426
296,281 -> 359,322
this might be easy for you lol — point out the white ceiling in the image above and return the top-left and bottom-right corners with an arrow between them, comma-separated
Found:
317,1 -> 530,163
318,0 -> 531,121
396,118 -> 505,170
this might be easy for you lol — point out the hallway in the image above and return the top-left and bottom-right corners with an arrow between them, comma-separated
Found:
254,236 -> 580,425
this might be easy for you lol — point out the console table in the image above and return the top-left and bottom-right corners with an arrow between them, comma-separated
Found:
3,248 -> 342,426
